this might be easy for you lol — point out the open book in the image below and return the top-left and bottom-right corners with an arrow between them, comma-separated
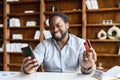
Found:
92,66 -> 120,80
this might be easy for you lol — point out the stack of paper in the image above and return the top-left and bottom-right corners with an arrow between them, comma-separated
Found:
9,18 -> 21,27
93,66 -> 120,80
6,43 -> 28,52
12,34 -> 23,39
26,21 -> 36,27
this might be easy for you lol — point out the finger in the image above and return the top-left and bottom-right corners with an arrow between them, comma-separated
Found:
83,51 -> 87,58
90,48 -> 97,61
83,51 -> 90,61
27,65 -> 39,73
84,50 -> 93,58
25,61 -> 38,72
23,57 -> 31,63
86,52 -> 93,62
26,61 -> 37,69
24,58 -> 37,67
31,62 -> 39,69
33,65 -> 39,71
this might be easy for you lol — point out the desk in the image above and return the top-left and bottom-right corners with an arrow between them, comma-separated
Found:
0,71 -> 97,80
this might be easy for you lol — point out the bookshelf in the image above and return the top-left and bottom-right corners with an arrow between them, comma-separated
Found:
3,0 -> 41,71
0,0 -> 4,71
43,0 -> 83,38
1,0 -> 120,71
86,0 -> 120,71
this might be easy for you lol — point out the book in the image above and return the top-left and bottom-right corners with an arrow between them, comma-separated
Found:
116,0 -> 120,7
118,46 -> 120,55
43,30 -> 52,39
87,0 -> 98,9
86,0 -> 92,9
34,30 -> 40,39
0,44 -> 3,52
93,0 -> 99,9
91,0 -> 96,9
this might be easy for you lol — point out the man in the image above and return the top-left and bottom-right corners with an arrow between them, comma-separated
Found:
22,12 -> 97,74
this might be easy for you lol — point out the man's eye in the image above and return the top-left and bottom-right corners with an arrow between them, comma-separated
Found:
57,24 -> 61,28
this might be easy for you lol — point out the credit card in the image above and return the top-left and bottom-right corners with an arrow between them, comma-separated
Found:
84,40 -> 92,51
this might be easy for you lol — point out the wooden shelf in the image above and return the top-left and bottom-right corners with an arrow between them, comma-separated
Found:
7,63 -> 21,67
89,39 -> 120,42
8,12 -> 40,17
87,23 -> 120,27
8,26 -> 40,29
70,24 -> 82,27
45,10 -> 82,15
61,9 -> 82,13
87,8 -> 120,12
8,39 -> 40,42
45,24 -> 82,28
7,0 -> 40,4
97,53 -> 120,57
7,52 -> 22,55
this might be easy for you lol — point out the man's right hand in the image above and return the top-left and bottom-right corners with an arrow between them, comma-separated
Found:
22,57 -> 39,74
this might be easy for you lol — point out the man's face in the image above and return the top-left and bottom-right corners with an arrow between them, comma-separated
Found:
50,16 -> 69,41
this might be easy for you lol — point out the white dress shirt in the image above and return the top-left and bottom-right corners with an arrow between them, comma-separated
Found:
34,34 -> 85,72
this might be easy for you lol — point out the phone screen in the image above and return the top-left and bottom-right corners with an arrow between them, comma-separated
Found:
21,46 -> 35,59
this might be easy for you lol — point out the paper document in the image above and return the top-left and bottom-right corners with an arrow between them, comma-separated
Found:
93,66 -> 120,80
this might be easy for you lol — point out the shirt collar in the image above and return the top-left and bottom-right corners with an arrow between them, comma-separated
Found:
66,33 -> 71,45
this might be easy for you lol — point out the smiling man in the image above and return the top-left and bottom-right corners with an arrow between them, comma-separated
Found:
22,12 -> 97,74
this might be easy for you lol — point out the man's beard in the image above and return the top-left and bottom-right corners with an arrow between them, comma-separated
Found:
52,31 -> 67,41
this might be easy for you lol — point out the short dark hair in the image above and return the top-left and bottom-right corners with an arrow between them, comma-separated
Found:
49,12 -> 69,25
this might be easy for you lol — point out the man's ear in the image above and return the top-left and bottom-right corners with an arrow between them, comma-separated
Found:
66,23 -> 69,29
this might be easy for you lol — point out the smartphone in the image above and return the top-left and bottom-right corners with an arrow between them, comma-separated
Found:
84,40 -> 92,51
21,46 -> 39,68
21,46 -> 35,59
